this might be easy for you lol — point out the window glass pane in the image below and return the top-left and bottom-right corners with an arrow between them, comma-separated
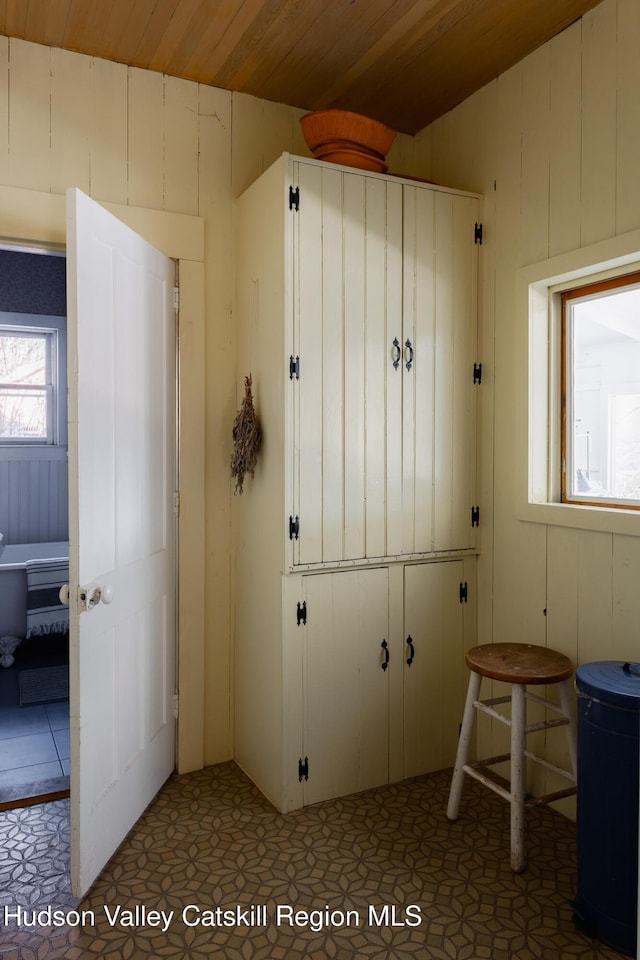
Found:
0,385 -> 48,439
0,333 -> 47,384
568,283 -> 640,504
0,331 -> 52,442
610,394 -> 640,499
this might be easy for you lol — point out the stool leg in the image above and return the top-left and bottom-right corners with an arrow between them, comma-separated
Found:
558,677 -> 577,779
510,683 -> 526,872
447,670 -> 482,820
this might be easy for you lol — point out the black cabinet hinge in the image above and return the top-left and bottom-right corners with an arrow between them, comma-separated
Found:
289,185 -> 300,211
297,600 -> 307,626
471,505 -> 480,527
289,515 -> 300,540
474,222 -> 483,244
298,756 -> 309,781
473,362 -> 482,384
289,355 -> 300,380
459,582 -> 468,603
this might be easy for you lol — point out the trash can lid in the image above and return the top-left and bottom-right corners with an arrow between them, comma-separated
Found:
576,661 -> 640,709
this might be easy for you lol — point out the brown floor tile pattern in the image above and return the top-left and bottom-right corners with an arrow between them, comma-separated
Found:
0,762 -> 628,959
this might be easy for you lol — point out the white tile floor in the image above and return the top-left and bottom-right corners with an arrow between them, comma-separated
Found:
0,640 -> 69,791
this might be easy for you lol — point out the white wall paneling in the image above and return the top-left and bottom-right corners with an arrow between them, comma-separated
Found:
616,0 -> 640,236
0,458 -> 68,544
7,40 -> 51,192
90,57 -> 128,204
416,0 -> 640,803
163,76 -> 200,216
127,68 -> 165,210
520,43 -> 550,268
50,48 -> 92,196
548,22 -> 582,258
581,1 -> 617,248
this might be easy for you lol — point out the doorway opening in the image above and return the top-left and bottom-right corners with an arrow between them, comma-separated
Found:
0,245 -> 70,809
0,187 -> 196,898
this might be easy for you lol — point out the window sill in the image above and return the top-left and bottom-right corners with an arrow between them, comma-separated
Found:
0,445 -> 67,462
519,500 -> 640,536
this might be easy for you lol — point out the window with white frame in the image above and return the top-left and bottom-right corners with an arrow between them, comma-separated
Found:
562,272 -> 640,510
0,319 -> 63,445
521,230 -> 640,532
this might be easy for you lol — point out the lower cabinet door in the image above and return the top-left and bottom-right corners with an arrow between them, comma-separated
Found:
403,560 -> 468,779
301,567 -> 390,806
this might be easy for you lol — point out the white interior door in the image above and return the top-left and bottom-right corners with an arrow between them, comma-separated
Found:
66,188 -> 176,897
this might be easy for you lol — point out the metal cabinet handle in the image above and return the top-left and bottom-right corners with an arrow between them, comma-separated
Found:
405,338 -> 414,372
406,635 -> 415,666
381,638 -> 389,671
392,338 -> 401,370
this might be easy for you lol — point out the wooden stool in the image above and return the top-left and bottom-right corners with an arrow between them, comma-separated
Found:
447,642 -> 577,872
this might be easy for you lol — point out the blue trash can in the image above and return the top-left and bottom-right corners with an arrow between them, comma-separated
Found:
573,661 -> 640,957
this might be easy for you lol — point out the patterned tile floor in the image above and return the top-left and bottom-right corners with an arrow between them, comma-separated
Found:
0,762 -> 629,959
0,634 -> 70,797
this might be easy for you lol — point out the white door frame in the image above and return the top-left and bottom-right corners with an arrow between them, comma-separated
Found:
0,184 -> 206,775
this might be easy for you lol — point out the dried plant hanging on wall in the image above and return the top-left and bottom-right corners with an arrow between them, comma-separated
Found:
231,374 -> 262,495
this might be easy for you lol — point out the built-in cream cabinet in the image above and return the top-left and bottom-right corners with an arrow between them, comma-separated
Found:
291,559 -> 476,809
234,154 -> 480,812
292,159 -> 480,566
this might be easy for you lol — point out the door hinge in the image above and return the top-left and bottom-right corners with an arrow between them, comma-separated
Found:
298,756 -> 309,781
473,362 -> 482,384
173,285 -> 180,311
471,505 -> 480,527
459,582 -> 468,603
173,491 -> 180,515
289,185 -> 300,211
289,355 -> 300,380
289,515 -> 300,540
474,222 -> 483,244
173,692 -> 179,719
297,600 -> 307,626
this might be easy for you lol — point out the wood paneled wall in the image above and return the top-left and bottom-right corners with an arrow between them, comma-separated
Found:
0,35 -> 418,764
0,458 -> 68,544
413,0 -> 639,803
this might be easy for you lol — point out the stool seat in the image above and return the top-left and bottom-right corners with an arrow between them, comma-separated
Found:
466,642 -> 574,685
447,642 -> 577,872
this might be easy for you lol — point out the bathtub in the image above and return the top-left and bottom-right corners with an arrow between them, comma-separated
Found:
0,541 -> 69,666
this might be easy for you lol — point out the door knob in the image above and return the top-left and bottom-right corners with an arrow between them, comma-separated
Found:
59,584 -> 70,605
101,584 -> 114,604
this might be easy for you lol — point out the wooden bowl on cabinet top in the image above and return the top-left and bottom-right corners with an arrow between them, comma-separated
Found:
300,110 -> 396,172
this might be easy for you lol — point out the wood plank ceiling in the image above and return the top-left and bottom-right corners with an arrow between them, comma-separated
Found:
0,0 -> 603,134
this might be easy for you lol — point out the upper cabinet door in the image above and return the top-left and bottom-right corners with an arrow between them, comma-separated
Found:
293,162 -> 403,566
402,187 -> 480,555
291,160 -> 479,567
